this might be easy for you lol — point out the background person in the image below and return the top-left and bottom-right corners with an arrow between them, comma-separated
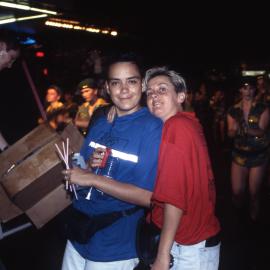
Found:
0,28 -> 20,270
38,85 -> 65,130
74,78 -> 108,136
227,77 -> 270,221
0,30 -> 20,71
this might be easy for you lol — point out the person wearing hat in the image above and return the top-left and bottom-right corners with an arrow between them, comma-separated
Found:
74,78 -> 108,135
227,76 -> 270,221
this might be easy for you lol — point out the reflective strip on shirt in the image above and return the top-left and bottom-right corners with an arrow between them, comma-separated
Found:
89,141 -> 138,163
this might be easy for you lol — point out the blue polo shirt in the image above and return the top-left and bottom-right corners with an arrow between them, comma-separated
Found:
72,107 -> 162,261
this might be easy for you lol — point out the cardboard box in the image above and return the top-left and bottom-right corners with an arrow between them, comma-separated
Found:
0,124 -> 56,177
0,185 -> 22,223
0,123 -> 83,227
26,185 -> 71,228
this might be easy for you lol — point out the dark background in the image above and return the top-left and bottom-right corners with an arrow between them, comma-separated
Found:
1,2 -> 269,141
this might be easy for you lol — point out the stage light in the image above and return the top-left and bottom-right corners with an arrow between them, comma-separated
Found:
0,14 -> 47,25
0,17 -> 16,24
242,70 -> 266,77
45,19 -> 119,37
0,1 -> 57,15
43,68 -> 48,76
110,31 -> 117,36
36,51 -> 45,58
20,37 -> 37,45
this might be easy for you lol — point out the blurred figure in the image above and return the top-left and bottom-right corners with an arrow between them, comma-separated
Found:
255,74 -> 270,106
81,49 -> 103,78
63,90 -> 78,121
0,131 -> 9,152
74,78 -> 108,135
184,89 -> 194,112
0,30 -> 20,71
38,85 -> 64,130
227,77 -> 270,221
255,75 -> 270,195
210,89 -> 226,144
0,29 -> 20,270
193,82 -> 211,142
0,30 -> 20,152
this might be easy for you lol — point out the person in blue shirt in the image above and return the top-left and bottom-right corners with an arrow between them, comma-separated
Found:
61,52 -> 163,270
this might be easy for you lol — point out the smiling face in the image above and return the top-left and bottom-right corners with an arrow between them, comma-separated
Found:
146,75 -> 185,122
106,62 -> 142,116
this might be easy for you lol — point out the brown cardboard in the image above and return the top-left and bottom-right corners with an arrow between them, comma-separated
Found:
0,122 -> 83,227
0,185 -> 22,223
0,124 -> 56,178
1,137 -> 64,210
26,185 -> 71,228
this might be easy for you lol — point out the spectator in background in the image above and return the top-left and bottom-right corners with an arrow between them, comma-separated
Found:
255,74 -> 270,107
193,82 -> 211,142
38,85 -> 64,130
183,89 -> 194,112
0,30 -> 20,153
81,50 -> 103,78
227,77 -> 270,221
0,29 -> 20,270
210,89 -> 226,144
63,90 -> 79,121
74,78 -> 108,135
0,30 -> 20,71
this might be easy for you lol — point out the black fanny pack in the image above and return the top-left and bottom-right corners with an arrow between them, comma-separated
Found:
134,214 -> 174,270
65,206 -> 141,244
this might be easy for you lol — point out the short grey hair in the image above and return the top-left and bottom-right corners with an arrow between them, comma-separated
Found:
143,66 -> 187,93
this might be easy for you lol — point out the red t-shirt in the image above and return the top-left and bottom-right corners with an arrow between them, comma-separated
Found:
151,112 -> 220,245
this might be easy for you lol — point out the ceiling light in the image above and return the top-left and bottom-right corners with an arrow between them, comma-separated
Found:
0,14 -> 47,25
45,19 -> 118,37
242,70 -> 266,77
0,1 -> 57,15
0,17 -> 16,24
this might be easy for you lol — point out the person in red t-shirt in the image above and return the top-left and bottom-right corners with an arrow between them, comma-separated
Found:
144,66 -> 221,270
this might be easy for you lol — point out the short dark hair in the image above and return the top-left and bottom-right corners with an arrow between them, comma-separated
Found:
104,51 -> 144,78
0,30 -> 20,52
47,85 -> 62,97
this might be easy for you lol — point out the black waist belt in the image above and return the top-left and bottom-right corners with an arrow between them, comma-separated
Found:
205,231 -> 221,247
